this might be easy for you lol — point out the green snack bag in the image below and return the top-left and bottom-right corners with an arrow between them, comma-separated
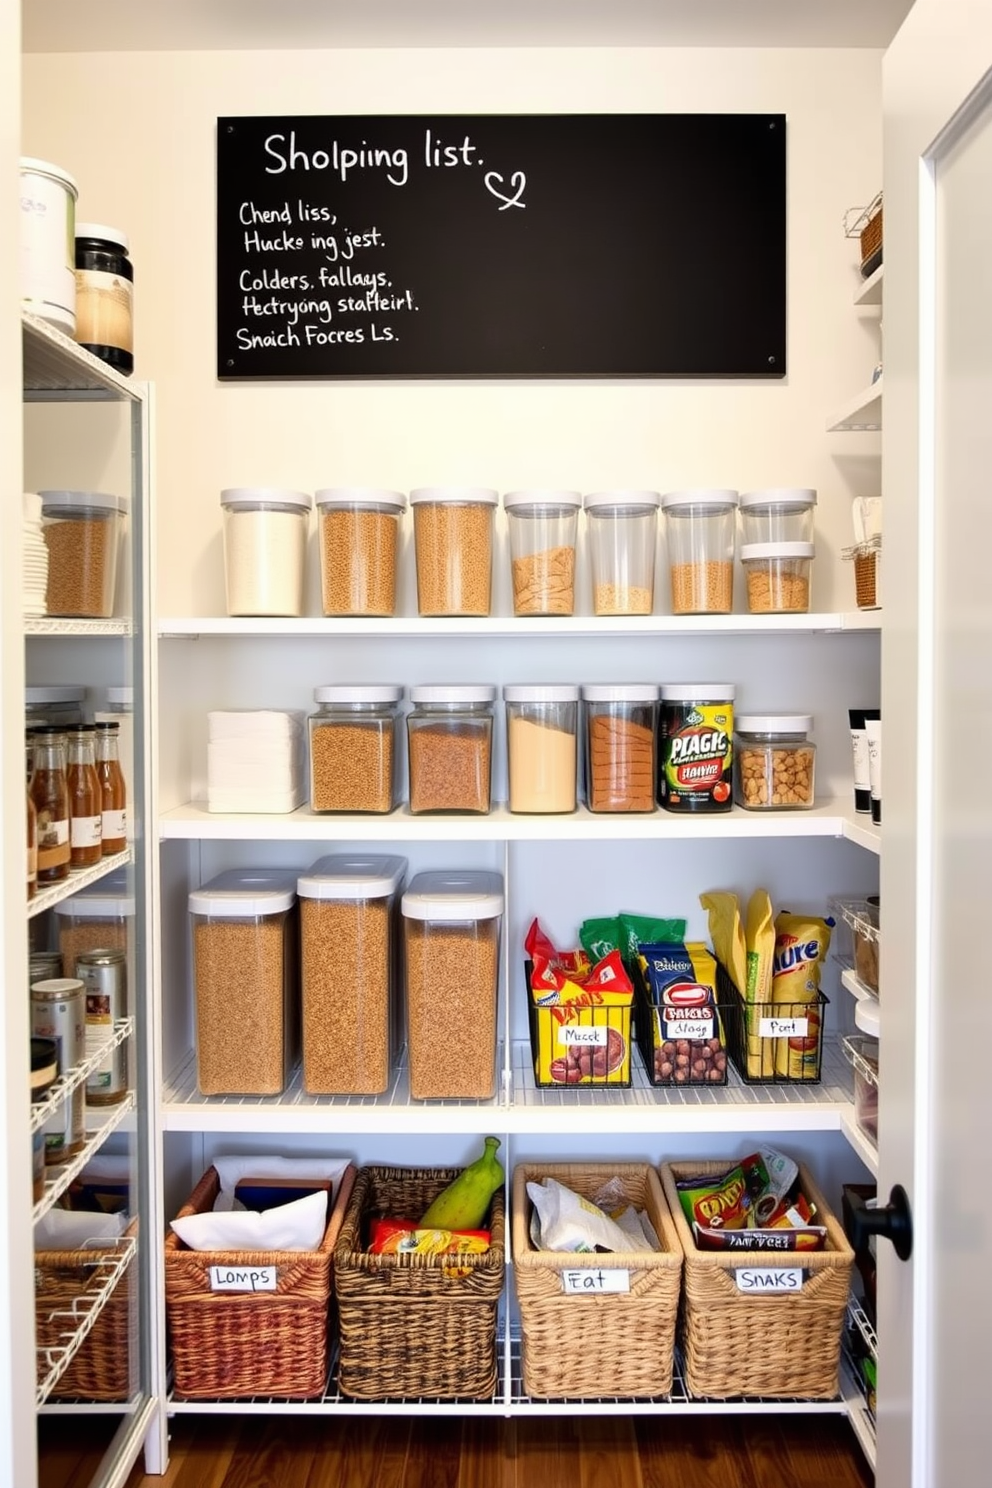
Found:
579,917 -> 622,963
618,913 -> 688,963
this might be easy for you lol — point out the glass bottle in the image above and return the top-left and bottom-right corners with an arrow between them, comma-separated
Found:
94,720 -> 127,853
66,725 -> 103,869
27,789 -> 37,899
30,727 -> 70,883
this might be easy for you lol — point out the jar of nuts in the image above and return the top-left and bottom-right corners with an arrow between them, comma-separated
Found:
733,714 -> 816,811
740,541 -> 814,614
308,684 -> 403,814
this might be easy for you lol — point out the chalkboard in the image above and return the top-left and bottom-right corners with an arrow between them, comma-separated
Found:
216,114 -> 785,379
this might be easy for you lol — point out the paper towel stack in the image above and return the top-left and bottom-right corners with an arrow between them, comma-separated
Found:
206,710 -> 307,813
23,492 -> 48,617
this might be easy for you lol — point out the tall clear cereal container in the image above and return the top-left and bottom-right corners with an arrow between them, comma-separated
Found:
409,487 -> 498,616
188,869 -> 300,1095
40,490 -> 125,618
220,487 -> 312,617
407,685 -> 495,813
55,867 -> 133,975
582,684 -> 660,812
298,854 -> 407,1095
583,491 -> 661,615
308,684 -> 403,813
738,488 -> 817,545
503,490 -> 581,615
315,487 -> 406,616
401,870 -> 504,1099
503,684 -> 579,813
660,489 -> 738,614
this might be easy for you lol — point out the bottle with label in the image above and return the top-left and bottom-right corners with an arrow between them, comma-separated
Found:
29,726 -> 70,884
66,725 -> 103,869
94,720 -> 127,854
27,789 -> 37,899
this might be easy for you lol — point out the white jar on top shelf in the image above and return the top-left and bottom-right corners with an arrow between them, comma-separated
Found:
220,487 -> 311,617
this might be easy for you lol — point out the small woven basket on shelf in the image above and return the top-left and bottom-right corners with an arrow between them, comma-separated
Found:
512,1162 -> 683,1399
35,1220 -> 138,1400
660,1161 -> 854,1399
333,1165 -> 505,1401
164,1163 -> 355,1400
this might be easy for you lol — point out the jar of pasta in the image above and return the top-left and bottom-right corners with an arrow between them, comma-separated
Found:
581,684 -> 659,813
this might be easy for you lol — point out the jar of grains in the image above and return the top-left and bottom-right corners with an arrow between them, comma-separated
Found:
740,541 -> 814,614
502,490 -> 581,615
188,868 -> 301,1096
220,487 -> 312,617
660,489 -> 738,615
40,489 -> 126,619
738,488 -> 817,546
503,684 -> 579,813
55,867 -> 133,978
401,869 -> 504,1100
407,685 -> 495,814
581,684 -> 660,813
583,490 -> 661,615
308,684 -> 403,813
408,487 -> 498,616
734,714 -> 816,811
297,853 -> 407,1096
314,487 -> 406,616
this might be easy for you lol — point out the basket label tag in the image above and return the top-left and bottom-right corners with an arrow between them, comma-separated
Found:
758,1016 -> 808,1039
560,1267 -> 630,1295
664,1016 -> 714,1040
557,1025 -> 607,1047
208,1265 -> 278,1292
735,1267 -> 804,1293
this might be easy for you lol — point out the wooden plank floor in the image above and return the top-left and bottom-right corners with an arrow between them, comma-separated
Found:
94,1414 -> 873,1488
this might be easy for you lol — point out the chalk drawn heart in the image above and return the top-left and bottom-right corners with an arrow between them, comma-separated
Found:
484,170 -> 527,210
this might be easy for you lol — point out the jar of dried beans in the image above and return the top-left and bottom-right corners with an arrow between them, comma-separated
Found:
502,490 -> 581,615
407,685 -> 495,814
188,868 -> 301,1096
740,541 -> 814,614
308,684 -> 403,813
40,489 -> 126,619
315,487 -> 406,616
733,714 -> 816,811
298,853 -> 407,1096
409,487 -> 497,616
583,490 -> 661,615
660,489 -> 738,615
401,869 -> 503,1100
581,683 -> 660,813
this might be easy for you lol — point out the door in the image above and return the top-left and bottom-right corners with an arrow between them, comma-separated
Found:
881,4 -> 992,1486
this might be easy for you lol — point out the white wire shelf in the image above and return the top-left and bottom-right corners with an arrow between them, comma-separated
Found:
33,1094 -> 136,1224
31,1018 -> 133,1136
35,1234 -> 137,1408
25,616 -> 135,637
28,849 -> 132,920
22,312 -> 141,401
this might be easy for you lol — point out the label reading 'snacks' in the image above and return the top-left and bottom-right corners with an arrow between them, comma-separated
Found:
659,698 -> 734,811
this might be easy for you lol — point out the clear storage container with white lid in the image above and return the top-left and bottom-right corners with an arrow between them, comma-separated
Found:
502,490 -> 581,616
503,684 -> 579,814
40,490 -> 127,619
188,867 -> 301,1096
401,870 -> 504,1101
25,686 -> 86,729
408,486 -> 498,616
55,867 -> 134,972
739,488 -> 817,545
297,854 -> 407,1096
314,487 -> 406,617
740,541 -> 815,613
308,684 -> 403,814
583,490 -> 661,615
581,683 -> 660,813
407,684 -> 496,814
733,713 -> 816,811
660,489 -> 738,615
220,487 -> 312,618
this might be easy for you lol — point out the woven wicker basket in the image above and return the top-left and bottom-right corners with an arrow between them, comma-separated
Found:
333,1165 -> 505,1400
35,1221 -> 137,1400
660,1161 -> 854,1399
860,202 -> 883,273
512,1162 -> 683,1399
165,1163 -> 355,1399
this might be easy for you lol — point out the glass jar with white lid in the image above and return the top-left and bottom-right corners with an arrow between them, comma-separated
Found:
583,491 -> 661,615
734,714 -> 816,811
309,685 -> 403,814
739,488 -> 817,546
314,487 -> 406,616
504,684 -> 579,813
406,684 -> 495,813
220,487 -> 312,617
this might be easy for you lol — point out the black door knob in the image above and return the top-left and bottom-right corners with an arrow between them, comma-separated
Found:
847,1183 -> 913,1261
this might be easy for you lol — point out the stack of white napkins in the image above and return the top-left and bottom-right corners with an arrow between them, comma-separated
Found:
23,492 -> 48,617
206,710 -> 307,813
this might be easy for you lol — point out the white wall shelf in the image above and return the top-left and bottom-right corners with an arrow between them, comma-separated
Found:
854,264 -> 884,306
826,378 -> 883,432
159,612 -> 881,639
25,618 -> 135,638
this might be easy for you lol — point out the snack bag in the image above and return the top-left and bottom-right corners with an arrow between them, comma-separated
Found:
744,889 -> 776,1077
579,916 -> 622,963
617,912 -> 687,963
525,919 -> 633,1085
771,912 -> 834,1078
638,941 -> 727,1085
698,892 -> 747,994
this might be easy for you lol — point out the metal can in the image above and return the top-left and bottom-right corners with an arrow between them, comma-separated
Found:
30,977 -> 86,1163
76,948 -> 128,1105
658,685 -> 735,813
29,950 -> 63,992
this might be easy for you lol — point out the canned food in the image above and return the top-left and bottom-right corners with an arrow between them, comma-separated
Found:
658,685 -> 735,813
30,977 -> 86,1163
77,948 -> 128,1105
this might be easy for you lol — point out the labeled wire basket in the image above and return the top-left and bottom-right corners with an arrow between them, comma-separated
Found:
718,963 -> 828,1084
631,956 -> 730,1087
525,960 -> 633,1088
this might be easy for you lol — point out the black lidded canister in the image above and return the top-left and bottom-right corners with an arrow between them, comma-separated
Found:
74,222 -> 133,374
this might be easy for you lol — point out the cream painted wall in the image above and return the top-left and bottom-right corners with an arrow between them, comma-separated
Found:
22,47 -> 883,615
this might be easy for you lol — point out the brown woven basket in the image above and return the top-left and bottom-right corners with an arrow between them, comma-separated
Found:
512,1162 -> 683,1399
660,1161 -> 854,1399
35,1220 -> 137,1400
860,203 -> 883,270
333,1165 -> 505,1400
165,1163 -> 355,1399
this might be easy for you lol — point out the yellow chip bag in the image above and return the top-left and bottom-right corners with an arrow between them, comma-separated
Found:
698,891 -> 747,995
771,912 -> 834,1079
744,889 -> 775,1078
